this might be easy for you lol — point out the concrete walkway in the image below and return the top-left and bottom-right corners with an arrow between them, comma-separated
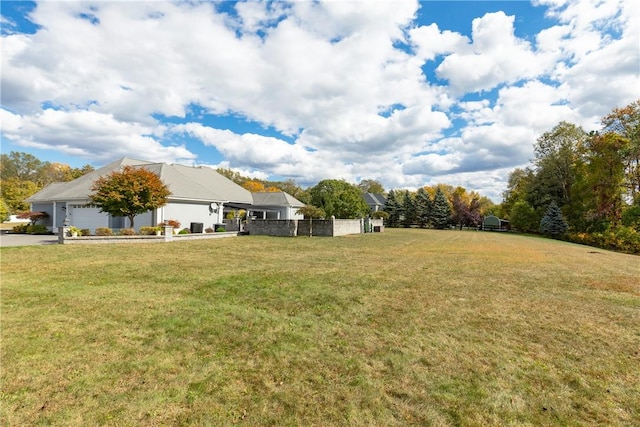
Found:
0,232 -> 58,247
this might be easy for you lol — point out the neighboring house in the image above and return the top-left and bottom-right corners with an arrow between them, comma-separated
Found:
26,157 -> 254,233
363,193 -> 387,212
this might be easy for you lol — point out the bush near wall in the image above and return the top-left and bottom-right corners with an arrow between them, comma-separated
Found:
11,223 -> 51,234
568,226 -> 640,254
95,227 -> 114,236
139,226 -> 161,235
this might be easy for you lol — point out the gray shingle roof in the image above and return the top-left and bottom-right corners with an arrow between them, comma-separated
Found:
363,193 -> 387,206
251,191 -> 305,207
26,157 -> 253,204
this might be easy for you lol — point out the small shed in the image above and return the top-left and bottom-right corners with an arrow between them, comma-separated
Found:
482,215 -> 509,231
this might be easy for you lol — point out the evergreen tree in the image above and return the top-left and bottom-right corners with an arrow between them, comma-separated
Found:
431,188 -> 451,229
415,187 -> 432,228
384,190 -> 400,227
540,201 -> 568,237
400,190 -> 416,227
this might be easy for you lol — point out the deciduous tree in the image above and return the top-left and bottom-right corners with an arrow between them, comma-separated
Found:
308,179 -> 368,219
358,179 -> 385,195
90,166 -> 171,228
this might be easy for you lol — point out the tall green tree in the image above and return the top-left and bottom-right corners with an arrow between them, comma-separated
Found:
0,152 -> 43,183
0,179 -> 39,213
431,188 -> 451,229
584,132 -> 628,228
308,179 -> 369,219
383,190 -> 401,227
0,198 -> 10,222
601,99 -> 640,203
540,201 -> 568,237
529,122 -> 586,210
502,168 -> 534,218
400,190 -> 416,227
357,179 -> 386,195
509,200 -> 539,233
414,187 -> 433,228
90,166 -> 171,228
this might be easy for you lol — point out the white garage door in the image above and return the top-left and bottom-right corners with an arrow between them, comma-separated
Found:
69,205 -> 108,232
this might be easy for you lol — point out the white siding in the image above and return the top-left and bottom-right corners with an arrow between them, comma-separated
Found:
69,206 -> 108,232
160,202 -> 224,231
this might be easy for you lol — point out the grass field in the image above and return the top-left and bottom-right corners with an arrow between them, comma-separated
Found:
1,229 -> 638,426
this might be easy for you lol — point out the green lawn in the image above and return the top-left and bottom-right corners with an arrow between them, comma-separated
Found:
1,229 -> 638,426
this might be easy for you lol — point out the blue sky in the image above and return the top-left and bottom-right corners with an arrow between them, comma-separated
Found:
1,0 -> 638,201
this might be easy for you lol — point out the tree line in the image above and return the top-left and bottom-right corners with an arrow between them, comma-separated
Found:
500,100 -> 639,252
0,152 -> 94,220
383,185 -> 495,229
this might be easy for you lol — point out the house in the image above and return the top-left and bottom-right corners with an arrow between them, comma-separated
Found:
25,157 -> 254,233
363,193 -> 387,212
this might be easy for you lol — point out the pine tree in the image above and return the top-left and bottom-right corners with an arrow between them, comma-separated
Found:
431,188 -> 451,229
400,190 -> 416,227
540,201 -> 568,237
384,190 -> 400,228
415,187 -> 433,228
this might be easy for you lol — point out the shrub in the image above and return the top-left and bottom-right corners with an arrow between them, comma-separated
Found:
140,226 -> 161,235
205,227 -> 214,233
216,227 -> 226,232
68,226 -> 81,236
371,211 -> 389,220
12,224 -> 28,234
119,228 -> 136,236
80,229 -> 91,236
26,224 -> 50,235
95,227 -> 114,236
178,228 -> 190,234
567,226 -> 640,254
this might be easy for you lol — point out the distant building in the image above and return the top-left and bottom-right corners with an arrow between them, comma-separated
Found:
363,193 -> 387,213
482,215 -> 510,231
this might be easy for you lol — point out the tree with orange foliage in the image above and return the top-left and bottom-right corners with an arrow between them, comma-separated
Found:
90,166 -> 170,228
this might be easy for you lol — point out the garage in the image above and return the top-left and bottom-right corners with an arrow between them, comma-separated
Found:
68,204 -> 108,232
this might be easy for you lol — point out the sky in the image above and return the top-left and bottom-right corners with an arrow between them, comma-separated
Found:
1,0 -> 638,202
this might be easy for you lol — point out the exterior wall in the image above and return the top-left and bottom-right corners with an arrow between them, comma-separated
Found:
55,203 -> 66,228
245,219 -> 298,236
288,207 -> 304,220
59,226 -> 239,244
297,219 -> 334,236
330,219 -> 362,236
160,201 -> 224,232
31,203 -> 54,227
246,218 -> 382,237
68,205 -> 109,232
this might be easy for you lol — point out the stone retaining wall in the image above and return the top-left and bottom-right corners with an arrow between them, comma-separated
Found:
58,226 -> 238,244
246,218 -> 384,237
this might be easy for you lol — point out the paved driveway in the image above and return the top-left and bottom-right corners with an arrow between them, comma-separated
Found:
0,232 -> 58,247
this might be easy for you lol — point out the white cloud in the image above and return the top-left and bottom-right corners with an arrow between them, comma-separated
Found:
435,11 -> 551,94
1,0 -> 637,202
1,108 -> 194,163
